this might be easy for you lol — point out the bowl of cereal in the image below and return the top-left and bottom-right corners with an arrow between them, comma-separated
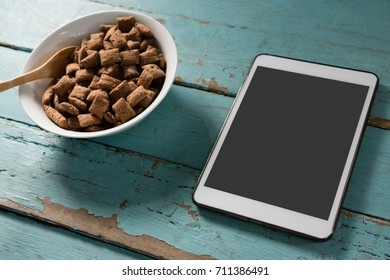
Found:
19,10 -> 177,138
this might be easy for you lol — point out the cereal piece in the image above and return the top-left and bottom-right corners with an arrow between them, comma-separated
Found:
42,84 -> 54,105
60,102 -> 80,115
110,80 -> 133,101
134,107 -> 144,115
128,80 -> 138,92
67,116 -> 81,130
103,40 -> 114,50
126,85 -> 149,107
126,40 -> 140,50
66,63 -> 80,75
120,49 -> 139,66
89,95 -> 110,119
44,105 -> 70,129
69,97 -> 88,111
75,69 -> 95,83
135,22 -> 154,38
95,74 -> 121,91
100,24 -> 115,33
78,46 -> 88,64
158,53 -> 166,70
99,48 -> 121,66
127,27 -> 142,42
103,25 -> 117,41
80,38 -> 88,48
77,113 -> 102,127
86,89 -> 109,102
139,48 -> 160,66
139,39 -> 154,52
69,85 -> 90,101
51,75 -> 76,98
79,51 -> 100,68
142,64 -> 166,79
109,29 -> 127,49
54,94 -> 66,115
88,75 -> 100,90
138,89 -> 158,108
116,16 -> 136,32
103,111 -> 117,124
83,125 -> 110,132
87,32 -> 104,50
123,65 -> 140,79
71,49 -> 79,63
97,64 -> 123,80
112,97 -> 136,122
137,69 -> 154,88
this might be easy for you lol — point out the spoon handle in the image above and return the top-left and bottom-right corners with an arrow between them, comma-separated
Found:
0,68 -> 45,92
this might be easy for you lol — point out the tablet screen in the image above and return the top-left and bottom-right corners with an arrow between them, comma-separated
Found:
204,66 -> 369,220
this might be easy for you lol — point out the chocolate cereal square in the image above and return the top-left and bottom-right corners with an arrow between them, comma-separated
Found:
86,89 -> 109,102
112,97 -> 136,123
116,16 -> 136,32
69,85 -> 90,101
109,29 -> 127,49
77,113 -> 102,128
75,69 -> 95,83
51,75 -> 75,98
127,85 -> 149,107
99,48 -> 121,66
120,49 -> 139,66
89,95 -> 110,119
79,51 -> 100,68
87,32 -> 104,50
110,80 -> 133,101
135,22 -> 155,38
95,74 -> 121,91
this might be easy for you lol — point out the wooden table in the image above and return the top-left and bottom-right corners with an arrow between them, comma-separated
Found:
0,0 -> 389,260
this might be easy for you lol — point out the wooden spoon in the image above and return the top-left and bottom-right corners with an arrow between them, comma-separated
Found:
0,46 -> 77,92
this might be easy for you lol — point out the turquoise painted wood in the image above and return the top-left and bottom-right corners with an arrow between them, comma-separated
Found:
0,210 -> 151,260
0,117 -> 389,259
0,0 -> 389,259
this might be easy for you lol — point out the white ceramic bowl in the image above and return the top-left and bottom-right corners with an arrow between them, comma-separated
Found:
19,10 -> 177,138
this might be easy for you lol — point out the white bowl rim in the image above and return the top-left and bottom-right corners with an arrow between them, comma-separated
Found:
19,10 -> 177,138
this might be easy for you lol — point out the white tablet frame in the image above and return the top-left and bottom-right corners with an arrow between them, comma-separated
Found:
193,54 -> 378,240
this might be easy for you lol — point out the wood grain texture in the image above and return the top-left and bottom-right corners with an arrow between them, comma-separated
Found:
0,209 -> 152,260
0,47 -> 389,218
1,0 -> 389,95
0,118 -> 389,259
0,0 -> 389,260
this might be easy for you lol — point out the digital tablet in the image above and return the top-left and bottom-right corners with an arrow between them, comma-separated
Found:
193,54 -> 378,240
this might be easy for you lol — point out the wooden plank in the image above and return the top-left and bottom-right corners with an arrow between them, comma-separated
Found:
0,209 -> 152,260
0,46 -> 389,219
1,0 -> 389,95
0,118 -> 389,259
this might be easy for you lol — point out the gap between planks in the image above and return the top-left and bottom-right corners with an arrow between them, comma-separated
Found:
0,197 -> 213,260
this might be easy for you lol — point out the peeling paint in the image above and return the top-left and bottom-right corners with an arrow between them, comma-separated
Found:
198,77 -> 229,94
180,15 -> 210,24
151,159 -> 163,170
0,197 -> 213,260
197,59 -> 204,66
367,118 -> 390,129
343,210 -> 353,218
366,217 -> 390,227
119,199 -> 128,210
174,76 -> 185,83
179,203 -> 199,221
200,104 -> 230,111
